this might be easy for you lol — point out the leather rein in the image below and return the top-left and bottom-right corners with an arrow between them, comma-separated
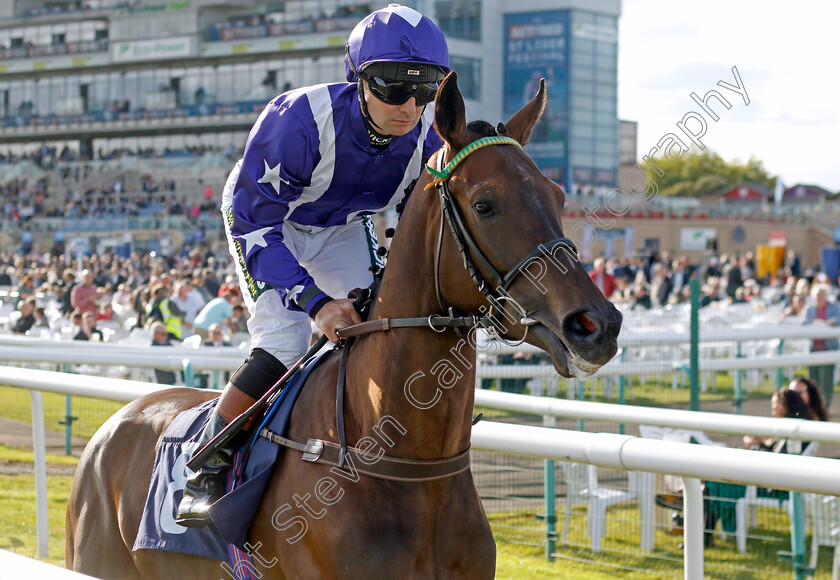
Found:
259,136 -> 577,483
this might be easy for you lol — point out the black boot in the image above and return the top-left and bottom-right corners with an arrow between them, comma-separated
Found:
175,411 -> 240,528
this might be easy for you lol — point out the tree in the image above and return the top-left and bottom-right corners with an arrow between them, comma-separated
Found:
645,149 -> 775,198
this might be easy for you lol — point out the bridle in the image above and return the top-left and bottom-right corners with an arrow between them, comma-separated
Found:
426,136 -> 578,345
336,135 -> 578,346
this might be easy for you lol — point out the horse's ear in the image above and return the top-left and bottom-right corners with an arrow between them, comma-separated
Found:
504,78 -> 547,146
434,71 -> 470,151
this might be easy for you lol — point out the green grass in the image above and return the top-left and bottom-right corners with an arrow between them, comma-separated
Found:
0,385 -> 125,441
0,445 -> 77,566
490,502 -> 840,579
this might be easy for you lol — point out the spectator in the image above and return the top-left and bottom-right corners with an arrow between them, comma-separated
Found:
723,258 -> 743,299
790,376 -> 829,421
202,267 -> 221,298
70,269 -> 100,315
650,262 -> 673,307
171,279 -> 205,327
150,321 -> 178,385
14,273 -> 36,307
74,311 -> 103,341
227,303 -> 249,334
146,284 -> 185,340
61,269 -> 77,315
12,298 -> 36,334
192,287 -> 239,339
630,284 -> 652,310
204,323 -> 231,347
589,257 -> 616,299
784,294 -> 805,318
32,306 -> 51,331
743,387 -> 814,453
699,277 -> 722,308
803,284 -> 839,407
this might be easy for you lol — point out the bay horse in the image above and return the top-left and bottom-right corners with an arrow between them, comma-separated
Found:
66,73 -> 621,579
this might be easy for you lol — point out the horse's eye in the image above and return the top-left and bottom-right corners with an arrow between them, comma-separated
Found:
472,201 -> 494,216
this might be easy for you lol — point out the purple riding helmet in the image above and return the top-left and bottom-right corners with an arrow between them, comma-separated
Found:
345,4 -> 450,107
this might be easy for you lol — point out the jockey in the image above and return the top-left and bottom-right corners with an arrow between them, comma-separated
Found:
176,4 -> 450,527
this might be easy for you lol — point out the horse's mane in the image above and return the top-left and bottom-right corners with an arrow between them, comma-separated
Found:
466,120 -> 500,140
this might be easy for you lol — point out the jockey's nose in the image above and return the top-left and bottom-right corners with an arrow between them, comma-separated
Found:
399,96 -> 418,111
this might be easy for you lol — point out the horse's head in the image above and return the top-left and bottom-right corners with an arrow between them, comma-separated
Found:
428,72 -> 622,378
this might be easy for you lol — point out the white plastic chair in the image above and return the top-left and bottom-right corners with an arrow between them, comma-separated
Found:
735,441 -> 819,553
805,493 -> 840,579
560,462 -> 642,553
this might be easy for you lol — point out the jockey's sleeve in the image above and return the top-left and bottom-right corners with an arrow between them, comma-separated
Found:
230,98 -> 330,316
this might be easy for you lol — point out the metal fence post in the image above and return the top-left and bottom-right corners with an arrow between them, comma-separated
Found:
689,279 -> 700,412
735,344 -> 743,415
617,349 -> 626,435
681,477 -> 704,580
28,390 -> 49,559
58,395 -> 78,455
544,459 -> 556,560
789,491 -> 808,580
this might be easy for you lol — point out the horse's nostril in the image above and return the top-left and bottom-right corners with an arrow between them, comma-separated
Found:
564,310 -> 601,340
577,312 -> 597,333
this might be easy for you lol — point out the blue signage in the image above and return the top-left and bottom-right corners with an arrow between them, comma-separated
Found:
504,11 -> 569,186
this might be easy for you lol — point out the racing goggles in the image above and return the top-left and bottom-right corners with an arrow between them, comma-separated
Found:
360,61 -> 447,106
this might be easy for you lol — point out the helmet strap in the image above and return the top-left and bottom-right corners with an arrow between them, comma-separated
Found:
357,81 -> 393,147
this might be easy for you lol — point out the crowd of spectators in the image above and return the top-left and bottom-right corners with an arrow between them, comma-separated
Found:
0,247 -> 249,351
0,143 -> 238,227
588,249 -> 817,314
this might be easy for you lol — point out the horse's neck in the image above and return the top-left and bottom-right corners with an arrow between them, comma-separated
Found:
345,199 -> 476,460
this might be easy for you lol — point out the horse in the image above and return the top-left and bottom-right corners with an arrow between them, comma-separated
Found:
65,72 -> 622,579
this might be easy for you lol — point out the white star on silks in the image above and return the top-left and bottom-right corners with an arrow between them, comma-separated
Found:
257,159 -> 290,194
236,226 -> 273,257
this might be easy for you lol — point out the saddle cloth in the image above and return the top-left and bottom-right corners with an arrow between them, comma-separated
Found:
133,350 -> 330,560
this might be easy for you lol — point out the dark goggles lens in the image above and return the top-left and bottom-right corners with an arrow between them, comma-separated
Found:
366,75 -> 439,106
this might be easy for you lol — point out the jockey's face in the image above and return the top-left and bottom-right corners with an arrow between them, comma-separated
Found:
362,80 -> 424,137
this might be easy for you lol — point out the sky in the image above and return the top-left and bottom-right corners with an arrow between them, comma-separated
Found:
617,0 -> 840,192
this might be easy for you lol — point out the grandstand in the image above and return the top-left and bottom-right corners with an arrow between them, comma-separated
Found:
0,0 -> 628,255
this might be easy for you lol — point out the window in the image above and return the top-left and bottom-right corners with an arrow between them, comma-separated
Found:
450,56 -> 480,100
435,1 -> 481,41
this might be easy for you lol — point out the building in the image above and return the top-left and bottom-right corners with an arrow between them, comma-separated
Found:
0,0 -> 622,252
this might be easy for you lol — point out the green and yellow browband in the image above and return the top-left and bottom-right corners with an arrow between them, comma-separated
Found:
425,136 -> 522,189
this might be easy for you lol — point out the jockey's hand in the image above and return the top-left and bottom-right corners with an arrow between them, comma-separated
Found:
314,298 -> 362,343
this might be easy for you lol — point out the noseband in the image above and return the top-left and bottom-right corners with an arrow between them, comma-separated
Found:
426,136 -> 577,344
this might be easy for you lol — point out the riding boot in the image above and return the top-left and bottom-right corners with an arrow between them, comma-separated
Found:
176,348 -> 288,528
175,385 -> 257,528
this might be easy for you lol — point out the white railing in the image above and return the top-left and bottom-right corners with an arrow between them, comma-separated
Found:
1,333 -> 838,380
5,366 -> 840,579
0,549 -> 96,578
475,388 -> 840,444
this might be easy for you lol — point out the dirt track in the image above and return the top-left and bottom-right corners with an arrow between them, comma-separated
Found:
0,416 -> 83,476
